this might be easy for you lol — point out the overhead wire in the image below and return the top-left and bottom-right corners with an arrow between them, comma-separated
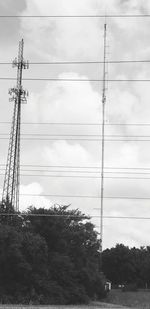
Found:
1,121 -> 150,126
1,168 -> 150,175
3,173 -> 150,179
1,164 -> 150,170
1,77 -> 150,82
3,133 -> 150,138
0,213 -> 149,220
2,137 -> 150,141
1,14 -> 150,18
1,60 -> 150,64
1,193 -> 150,200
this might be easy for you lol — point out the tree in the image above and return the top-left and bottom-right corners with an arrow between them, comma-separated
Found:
26,205 -> 106,302
102,244 -> 150,289
0,204 -> 106,304
0,224 -> 49,304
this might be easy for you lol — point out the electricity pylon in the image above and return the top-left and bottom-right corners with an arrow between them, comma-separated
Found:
2,39 -> 29,213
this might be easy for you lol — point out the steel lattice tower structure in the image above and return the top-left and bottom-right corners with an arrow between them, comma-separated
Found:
99,23 -> 107,269
2,39 -> 29,213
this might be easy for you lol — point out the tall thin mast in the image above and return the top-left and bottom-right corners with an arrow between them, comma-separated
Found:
99,23 -> 107,263
2,39 -> 29,213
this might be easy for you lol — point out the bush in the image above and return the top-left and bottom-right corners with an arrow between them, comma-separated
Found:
122,283 -> 138,292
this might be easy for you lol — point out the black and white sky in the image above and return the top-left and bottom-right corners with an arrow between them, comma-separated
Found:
1,0 -> 150,248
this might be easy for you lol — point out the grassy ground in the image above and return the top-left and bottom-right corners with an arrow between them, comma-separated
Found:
105,289 -> 150,308
0,303 -> 130,309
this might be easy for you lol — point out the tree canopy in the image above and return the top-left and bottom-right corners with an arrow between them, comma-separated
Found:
0,204 -> 106,304
102,244 -> 150,289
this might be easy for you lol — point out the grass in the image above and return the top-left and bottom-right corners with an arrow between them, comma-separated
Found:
105,288 -> 150,308
0,302 -> 130,308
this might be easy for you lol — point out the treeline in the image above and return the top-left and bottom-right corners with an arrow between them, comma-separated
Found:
0,204 -> 106,304
102,244 -> 150,289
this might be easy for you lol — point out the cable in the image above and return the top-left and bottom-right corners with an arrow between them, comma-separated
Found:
1,168 -> 150,175
0,173 -> 114,179
1,168 -> 150,176
3,134 -> 150,138
1,60 -> 150,64
3,134 -> 150,139
1,14 -> 150,18
2,77 -> 150,82
2,164 -> 150,171
16,175 -> 150,180
0,193 -> 99,199
0,121 -> 103,126
0,164 -> 101,169
105,166 -> 150,170
1,121 -> 150,126
0,213 -> 149,220
0,133 -> 111,137
2,137 -> 150,141
0,168 -> 101,174
1,193 -> 150,200
0,137 -> 111,141
104,171 -> 150,175
1,172 -> 150,180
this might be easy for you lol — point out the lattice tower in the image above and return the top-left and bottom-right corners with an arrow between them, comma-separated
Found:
2,39 -> 29,213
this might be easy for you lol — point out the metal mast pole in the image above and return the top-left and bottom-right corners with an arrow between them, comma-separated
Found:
2,39 -> 29,213
99,23 -> 107,266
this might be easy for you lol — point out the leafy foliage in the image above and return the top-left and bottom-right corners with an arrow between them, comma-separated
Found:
0,204 -> 106,304
102,244 -> 150,288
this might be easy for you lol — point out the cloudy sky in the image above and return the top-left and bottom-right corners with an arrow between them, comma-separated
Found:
1,0 -> 150,249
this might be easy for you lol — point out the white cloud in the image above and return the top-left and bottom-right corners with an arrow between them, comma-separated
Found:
20,182 -> 52,210
24,72 -> 100,123
20,0 -> 104,60
42,140 -> 94,166
1,0 -> 150,248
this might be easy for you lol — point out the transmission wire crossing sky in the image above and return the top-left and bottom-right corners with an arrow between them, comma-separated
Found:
1,0 -> 150,248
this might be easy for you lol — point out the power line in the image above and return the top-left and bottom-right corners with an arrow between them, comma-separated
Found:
2,77 -> 150,82
0,121 -> 102,126
16,175 -> 150,180
1,60 -> 150,65
0,133 -> 103,137
2,137 -> 150,141
0,168 -> 101,174
0,212 -> 149,220
105,166 -> 150,170
1,121 -> 150,126
0,133 -> 120,137
1,172 -> 150,180
1,168 -> 150,175
2,167 -> 150,174
0,193 -> 150,200
104,171 -> 150,175
0,173 -> 127,179
0,193 -> 99,199
0,164 -> 101,169
4,133 -> 150,137
1,164 -> 150,171
1,14 -> 150,18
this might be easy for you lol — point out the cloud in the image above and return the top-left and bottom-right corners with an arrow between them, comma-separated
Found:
24,72 -> 100,123
20,0 -> 105,60
42,141 -> 94,166
20,182 -> 52,211
1,0 -> 150,248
